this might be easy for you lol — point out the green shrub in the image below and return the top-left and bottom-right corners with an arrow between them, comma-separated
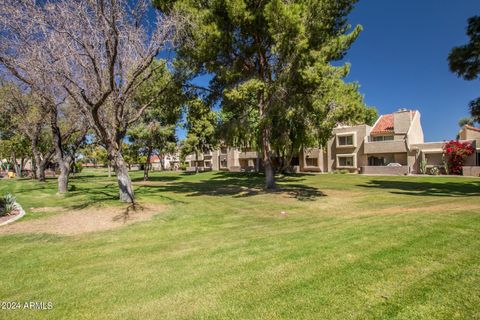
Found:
333,169 -> 349,174
180,163 -> 187,171
0,193 -> 18,216
419,160 -> 427,174
429,167 -> 440,176
72,162 -> 84,174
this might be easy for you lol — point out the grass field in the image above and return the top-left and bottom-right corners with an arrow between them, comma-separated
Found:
0,170 -> 479,319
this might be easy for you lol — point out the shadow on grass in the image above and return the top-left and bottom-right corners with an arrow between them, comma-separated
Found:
359,179 -> 480,197
136,172 -> 325,201
131,175 -> 181,183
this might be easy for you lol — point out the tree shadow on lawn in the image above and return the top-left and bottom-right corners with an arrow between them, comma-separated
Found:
135,172 -> 325,201
131,175 -> 181,183
359,179 -> 480,197
63,184 -> 120,209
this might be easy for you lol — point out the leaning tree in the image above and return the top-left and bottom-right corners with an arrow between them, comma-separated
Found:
1,0 -> 186,202
155,0 -> 375,189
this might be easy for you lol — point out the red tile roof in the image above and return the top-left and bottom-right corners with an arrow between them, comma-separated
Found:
149,155 -> 161,163
371,110 -> 416,134
371,114 -> 394,134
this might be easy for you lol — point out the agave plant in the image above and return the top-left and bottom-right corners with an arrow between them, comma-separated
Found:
0,193 -> 18,216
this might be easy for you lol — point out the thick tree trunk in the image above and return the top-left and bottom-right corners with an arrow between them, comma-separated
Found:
57,161 -> 70,193
32,148 -> 46,182
111,150 -> 135,203
259,100 -> 275,190
262,131 -> 276,190
50,112 -> 70,194
160,153 -> 165,171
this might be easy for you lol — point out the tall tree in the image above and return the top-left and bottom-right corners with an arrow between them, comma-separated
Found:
181,99 -> 217,173
0,82 -> 55,181
155,0 -> 374,188
449,16 -> 480,123
0,0 -> 185,202
0,4 -> 90,193
128,60 -> 184,180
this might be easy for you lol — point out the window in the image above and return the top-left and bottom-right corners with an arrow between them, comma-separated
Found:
305,157 -> 318,167
368,156 -> 386,166
220,159 -> 228,168
338,135 -> 353,146
336,154 -> 356,168
336,132 -> 356,147
372,135 -> 394,142
477,152 -> 480,166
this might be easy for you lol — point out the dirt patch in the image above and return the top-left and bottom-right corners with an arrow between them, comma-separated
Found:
0,203 -> 166,236
29,207 -> 67,213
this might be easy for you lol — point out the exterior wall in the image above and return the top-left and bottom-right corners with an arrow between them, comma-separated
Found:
326,124 -> 371,172
301,147 -> 325,172
459,126 -> 480,141
463,166 -> 480,177
393,110 -> 413,134
184,112 -> 480,176
406,112 -> 425,145
361,165 -> 409,175
364,140 -> 407,154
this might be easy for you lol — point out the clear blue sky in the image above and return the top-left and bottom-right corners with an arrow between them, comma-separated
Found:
345,0 -> 479,141
176,0 -> 480,142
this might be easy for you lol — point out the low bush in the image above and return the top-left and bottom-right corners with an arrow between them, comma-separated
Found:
0,193 -> 18,216
429,167 -> 440,176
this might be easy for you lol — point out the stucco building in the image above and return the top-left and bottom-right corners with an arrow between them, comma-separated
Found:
185,109 -> 480,176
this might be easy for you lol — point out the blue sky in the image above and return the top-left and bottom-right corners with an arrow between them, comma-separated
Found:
345,0 -> 479,141
177,0 -> 479,142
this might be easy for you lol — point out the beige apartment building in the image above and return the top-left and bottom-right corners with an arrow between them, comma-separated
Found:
185,109 -> 480,176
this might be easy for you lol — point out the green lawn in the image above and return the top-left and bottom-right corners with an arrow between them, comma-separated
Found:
1,170 -> 480,319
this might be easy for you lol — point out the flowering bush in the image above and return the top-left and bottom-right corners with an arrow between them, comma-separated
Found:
443,140 -> 475,175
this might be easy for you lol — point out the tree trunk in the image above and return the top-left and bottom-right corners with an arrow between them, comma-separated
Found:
32,148 -> 46,182
144,147 -> 152,181
50,111 -> 70,194
108,162 -> 112,177
195,151 -> 199,174
57,161 -> 70,193
262,133 -> 276,190
160,153 -> 165,171
259,99 -> 275,190
111,150 -> 135,203
31,158 -> 37,179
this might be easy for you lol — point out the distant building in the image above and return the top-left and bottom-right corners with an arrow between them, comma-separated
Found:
185,109 -> 480,176
149,153 -> 180,171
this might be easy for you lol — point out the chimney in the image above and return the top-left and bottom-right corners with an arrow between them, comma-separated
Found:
393,109 -> 413,134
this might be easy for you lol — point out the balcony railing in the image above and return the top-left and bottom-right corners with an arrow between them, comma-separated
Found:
364,137 -> 407,154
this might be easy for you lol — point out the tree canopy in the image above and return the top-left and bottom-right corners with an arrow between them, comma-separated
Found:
155,0 -> 375,188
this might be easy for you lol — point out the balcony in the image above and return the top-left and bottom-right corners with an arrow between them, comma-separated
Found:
364,137 -> 407,154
